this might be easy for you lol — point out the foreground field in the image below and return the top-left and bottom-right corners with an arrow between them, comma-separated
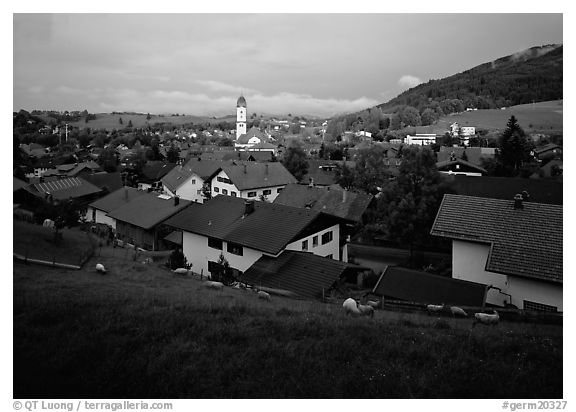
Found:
13,245 -> 563,398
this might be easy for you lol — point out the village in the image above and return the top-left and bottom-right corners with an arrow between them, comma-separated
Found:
13,93 -> 563,316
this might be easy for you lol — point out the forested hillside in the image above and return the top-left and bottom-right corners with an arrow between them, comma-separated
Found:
379,44 -> 563,113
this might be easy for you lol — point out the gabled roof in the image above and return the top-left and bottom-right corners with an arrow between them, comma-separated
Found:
161,158 -> 225,192
436,159 -> 487,174
165,195 -> 328,255
220,162 -> 297,190
442,175 -> 562,205
241,251 -> 349,299
273,184 -> 373,224
13,177 -> 28,192
431,194 -> 562,283
437,146 -> 496,166
236,127 -> 270,144
30,177 -> 102,201
83,172 -> 124,193
372,265 -> 487,307
533,143 -> 561,155
107,192 -> 193,230
89,186 -> 147,213
141,161 -> 177,182
66,161 -> 101,177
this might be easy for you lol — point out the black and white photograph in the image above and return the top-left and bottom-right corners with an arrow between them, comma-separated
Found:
11,7 -> 567,406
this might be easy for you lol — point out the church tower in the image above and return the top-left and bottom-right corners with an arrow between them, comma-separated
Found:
236,95 -> 247,139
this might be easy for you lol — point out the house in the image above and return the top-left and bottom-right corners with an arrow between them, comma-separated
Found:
273,183 -> 373,226
436,159 -> 487,176
531,143 -> 562,163
235,127 -> 276,151
241,251 -> 351,299
372,265 -> 488,307
301,160 -> 357,187
83,172 -> 124,194
210,162 -> 297,202
26,177 -> 102,204
405,134 -> 436,146
161,158 -> 225,203
137,161 -> 177,191
107,192 -> 193,251
164,195 -> 342,278
430,194 -> 562,312
437,147 -> 496,168
85,186 -> 147,229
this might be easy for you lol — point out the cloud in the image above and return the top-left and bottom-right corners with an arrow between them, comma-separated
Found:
195,80 -> 259,95
398,75 -> 422,89
90,88 -> 379,118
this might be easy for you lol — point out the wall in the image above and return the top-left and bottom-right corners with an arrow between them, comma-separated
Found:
452,239 -> 562,310
116,221 -> 156,250
211,170 -> 285,202
85,207 -> 117,229
181,231 -> 266,277
285,223 -> 340,260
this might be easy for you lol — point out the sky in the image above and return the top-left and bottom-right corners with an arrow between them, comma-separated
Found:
13,13 -> 563,118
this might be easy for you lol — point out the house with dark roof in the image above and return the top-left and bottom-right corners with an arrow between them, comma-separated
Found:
107,192 -> 193,251
431,194 -> 562,312
83,172 -> 124,194
210,162 -> 297,202
437,146 -> 496,167
161,158 -> 225,203
273,183 -> 373,226
165,195 -> 342,278
436,159 -> 487,176
26,177 -> 102,203
138,161 -> 177,191
235,127 -> 277,152
531,143 -> 562,163
85,186 -> 147,229
372,266 -> 488,307
241,251 -> 351,299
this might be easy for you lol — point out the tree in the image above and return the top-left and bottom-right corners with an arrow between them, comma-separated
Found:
281,144 -> 309,181
201,182 -> 212,202
166,145 -> 180,164
497,115 -> 533,176
119,117 -> 123,125
365,146 -> 452,257
127,120 -> 133,128
399,106 -> 422,127
420,108 -> 436,126
146,113 -> 151,121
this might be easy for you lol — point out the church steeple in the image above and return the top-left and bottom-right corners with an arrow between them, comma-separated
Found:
236,95 -> 247,139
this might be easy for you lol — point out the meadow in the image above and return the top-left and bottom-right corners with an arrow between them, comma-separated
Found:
414,100 -> 563,135
64,113 -> 232,130
13,244 -> 563,399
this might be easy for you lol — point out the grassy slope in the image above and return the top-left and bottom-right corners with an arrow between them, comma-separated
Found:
13,245 -> 562,399
65,113 -> 226,130
412,100 -> 563,136
13,221 -> 94,266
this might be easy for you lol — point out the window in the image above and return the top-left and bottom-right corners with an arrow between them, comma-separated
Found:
217,176 -> 232,184
191,179 -> 196,184
227,242 -> 243,256
197,189 -> 202,195
231,191 -> 237,197
277,188 -> 283,193
263,189 -> 272,196
247,191 -> 256,198
321,231 -> 333,245
312,236 -> 318,247
214,187 -> 220,193
222,189 -> 228,195
302,240 -> 308,251
208,237 -> 223,250
523,300 -> 558,313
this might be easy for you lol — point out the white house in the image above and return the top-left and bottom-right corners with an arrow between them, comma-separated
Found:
161,158 -> 225,203
209,162 -> 297,202
165,196 -> 341,278
235,126 -> 277,152
431,194 -> 562,312
405,134 -> 437,146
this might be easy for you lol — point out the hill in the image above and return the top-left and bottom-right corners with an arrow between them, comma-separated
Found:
411,99 -> 563,135
13,242 -> 562,398
379,44 -> 563,113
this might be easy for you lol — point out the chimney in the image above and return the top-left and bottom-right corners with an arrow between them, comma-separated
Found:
243,164 -> 247,174
124,188 -> 129,200
244,200 -> 255,215
521,190 -> 530,201
342,190 -> 348,203
513,193 -> 523,209
265,164 -> 269,174
174,196 -> 180,206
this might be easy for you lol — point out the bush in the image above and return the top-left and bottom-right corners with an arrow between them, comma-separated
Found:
166,249 -> 190,270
